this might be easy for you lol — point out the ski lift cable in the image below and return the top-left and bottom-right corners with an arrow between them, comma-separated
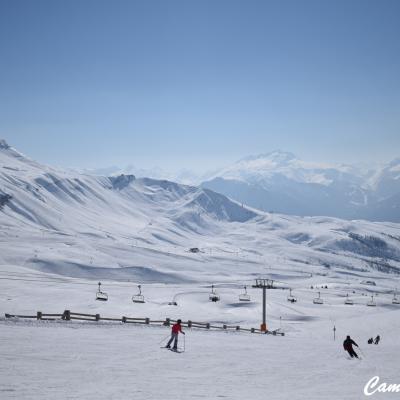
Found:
0,267 -> 294,288
0,276 -> 144,288
0,271 -> 150,286
0,272 -> 396,302
0,268 -> 389,293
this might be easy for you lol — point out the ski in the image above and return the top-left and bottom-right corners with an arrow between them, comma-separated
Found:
160,347 -> 184,353
169,348 -> 183,353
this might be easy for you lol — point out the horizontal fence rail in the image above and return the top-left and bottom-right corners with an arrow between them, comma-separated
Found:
4,311 -> 285,336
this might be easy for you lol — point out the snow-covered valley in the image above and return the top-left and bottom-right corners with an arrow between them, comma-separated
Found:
1,140 -> 400,399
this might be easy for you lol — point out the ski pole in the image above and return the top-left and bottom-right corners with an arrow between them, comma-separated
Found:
358,347 -> 366,358
158,334 -> 170,345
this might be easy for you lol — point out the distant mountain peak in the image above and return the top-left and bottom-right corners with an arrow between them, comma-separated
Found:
387,157 -> 400,168
109,174 -> 136,190
0,139 -> 10,150
239,150 -> 298,164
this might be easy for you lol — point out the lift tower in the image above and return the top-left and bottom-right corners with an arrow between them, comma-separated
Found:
252,279 -> 274,332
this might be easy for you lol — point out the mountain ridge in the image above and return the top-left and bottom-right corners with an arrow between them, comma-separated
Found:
202,151 -> 400,222
1,140 -> 400,283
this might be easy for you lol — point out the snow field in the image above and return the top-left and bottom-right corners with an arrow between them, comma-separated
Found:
1,263 -> 400,399
1,310 -> 400,400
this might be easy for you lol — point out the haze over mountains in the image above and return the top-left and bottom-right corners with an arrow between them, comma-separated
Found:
85,149 -> 400,222
202,151 -> 400,222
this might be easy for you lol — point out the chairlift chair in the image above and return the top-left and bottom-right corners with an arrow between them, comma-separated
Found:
209,285 -> 220,302
367,295 -> 376,307
344,294 -> 354,305
313,291 -> 324,304
96,282 -> 108,301
239,286 -> 251,302
287,288 -> 297,303
132,285 -> 145,303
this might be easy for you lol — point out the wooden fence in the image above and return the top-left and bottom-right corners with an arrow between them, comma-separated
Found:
4,310 -> 284,336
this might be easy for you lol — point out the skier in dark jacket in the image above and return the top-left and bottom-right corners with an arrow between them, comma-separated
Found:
165,319 -> 185,351
343,335 -> 359,358
374,335 -> 380,345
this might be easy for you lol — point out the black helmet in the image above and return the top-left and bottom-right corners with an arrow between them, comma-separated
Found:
346,335 -> 350,339
177,319 -> 182,324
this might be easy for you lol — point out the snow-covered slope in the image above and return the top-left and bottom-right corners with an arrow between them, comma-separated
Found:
0,139 -> 262,280
1,140 -> 400,283
0,140 -> 255,230
202,151 -> 400,222
1,140 -> 400,400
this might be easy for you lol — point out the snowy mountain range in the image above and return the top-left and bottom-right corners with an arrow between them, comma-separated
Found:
1,139 -> 400,283
82,150 -> 400,222
0,139 -> 254,233
82,164 -> 210,186
202,151 -> 400,222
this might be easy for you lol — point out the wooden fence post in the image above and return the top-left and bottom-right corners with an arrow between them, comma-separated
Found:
37,311 -> 42,320
251,328 -> 255,333
122,316 -> 127,323
236,326 -> 240,331
164,318 -> 170,326
63,310 -> 71,321
223,324 -> 227,330
206,323 -> 210,329
95,314 -> 100,321
145,318 -> 150,324
188,320 -> 192,328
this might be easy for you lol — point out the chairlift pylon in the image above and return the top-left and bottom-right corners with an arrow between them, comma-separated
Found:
313,291 -> 324,304
96,282 -> 108,301
209,284 -> 220,302
132,284 -> 145,303
287,288 -> 297,303
239,285 -> 251,302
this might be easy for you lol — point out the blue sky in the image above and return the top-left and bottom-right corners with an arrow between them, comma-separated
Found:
1,0 -> 399,171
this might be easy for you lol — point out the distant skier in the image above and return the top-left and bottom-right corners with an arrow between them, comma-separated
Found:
374,335 -> 380,345
343,335 -> 359,358
368,338 -> 373,344
165,319 -> 185,351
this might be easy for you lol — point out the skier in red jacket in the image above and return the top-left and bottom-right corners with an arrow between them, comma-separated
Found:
165,319 -> 185,351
